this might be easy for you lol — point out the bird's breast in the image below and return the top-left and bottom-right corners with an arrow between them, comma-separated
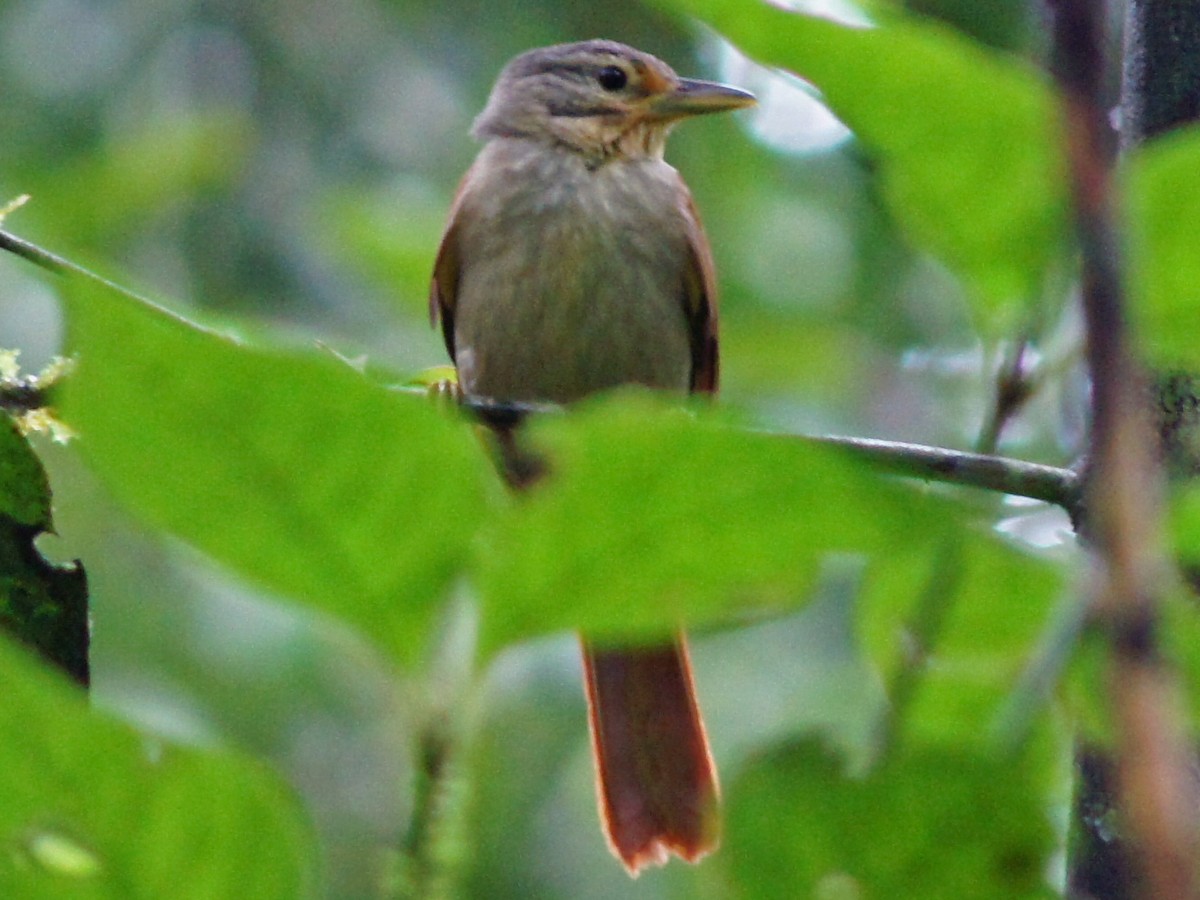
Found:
452,142 -> 694,404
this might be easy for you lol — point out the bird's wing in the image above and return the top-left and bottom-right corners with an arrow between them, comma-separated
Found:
429,173 -> 471,362
680,189 -> 720,395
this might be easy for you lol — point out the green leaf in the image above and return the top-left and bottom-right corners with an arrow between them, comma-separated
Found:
727,740 -> 1054,899
1164,484 -> 1200,728
0,412 -> 51,529
59,278 -> 491,664
1168,481 -> 1200,576
861,533 -> 1065,745
475,393 -> 957,651
0,635 -> 315,898
650,0 -> 1068,323
1126,126 -> 1200,369
0,414 -> 88,680
1163,586 -> 1200,729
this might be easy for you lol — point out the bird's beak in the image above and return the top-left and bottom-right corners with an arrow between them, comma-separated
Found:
646,78 -> 757,121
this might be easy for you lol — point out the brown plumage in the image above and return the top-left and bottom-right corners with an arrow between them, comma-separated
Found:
429,39 -> 754,874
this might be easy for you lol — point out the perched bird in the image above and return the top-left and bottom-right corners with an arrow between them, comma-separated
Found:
430,39 -> 754,874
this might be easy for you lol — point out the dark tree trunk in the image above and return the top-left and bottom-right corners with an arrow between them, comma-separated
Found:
1120,0 -> 1200,149
1065,2 -> 1200,897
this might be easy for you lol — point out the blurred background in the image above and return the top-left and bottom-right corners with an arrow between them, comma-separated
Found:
0,0 -> 1080,896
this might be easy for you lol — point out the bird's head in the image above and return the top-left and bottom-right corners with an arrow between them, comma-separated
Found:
472,40 -> 756,161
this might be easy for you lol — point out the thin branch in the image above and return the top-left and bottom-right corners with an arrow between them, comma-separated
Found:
1050,1 -> 1198,897
2,228 -> 1081,518
870,534 -> 965,757
395,716 -> 461,900
977,337 -> 1035,455
0,374 -> 49,416
0,355 -> 76,443
1,229 -> 71,276
810,435 -> 1080,513
0,227 -> 154,303
872,335 -> 1054,757
991,589 -> 1092,751
457,395 -> 550,430
453,396 -> 1082,512
384,595 -> 478,898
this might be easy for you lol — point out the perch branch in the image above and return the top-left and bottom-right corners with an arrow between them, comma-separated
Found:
2,227 -> 1081,515
455,395 -> 1082,515
809,434 -> 1079,513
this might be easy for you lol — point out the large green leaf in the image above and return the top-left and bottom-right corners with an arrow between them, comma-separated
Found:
59,278 -> 491,664
1126,126 -> 1200,369
860,531 -> 1066,746
727,739 -> 1054,899
651,0 -> 1068,323
0,635 -> 315,899
476,393 -> 960,650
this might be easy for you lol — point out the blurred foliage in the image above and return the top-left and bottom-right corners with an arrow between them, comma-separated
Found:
651,0 -> 1070,327
1126,125 -> 1200,371
0,409 -> 89,683
0,633 -> 316,898
727,740 -> 1054,899
5,0 -> 1198,897
0,407 -> 52,529
60,277 -> 490,667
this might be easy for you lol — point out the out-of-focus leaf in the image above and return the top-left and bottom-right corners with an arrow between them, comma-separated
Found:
0,412 -> 51,529
0,414 -> 88,681
1164,483 -> 1200,726
24,114 -> 254,245
59,278 -> 491,664
321,183 -> 451,319
650,0 -> 1068,324
1163,585 -> 1200,729
1169,482 -> 1200,583
476,392 -> 960,651
1126,126 -> 1200,370
727,739 -> 1054,899
0,635 -> 315,898
861,531 -> 1065,745
1060,624 -> 1114,745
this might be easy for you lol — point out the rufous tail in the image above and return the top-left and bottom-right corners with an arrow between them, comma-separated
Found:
581,635 -> 720,875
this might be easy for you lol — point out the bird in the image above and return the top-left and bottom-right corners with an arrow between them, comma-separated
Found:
429,39 -> 755,874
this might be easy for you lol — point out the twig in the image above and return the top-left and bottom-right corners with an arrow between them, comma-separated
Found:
978,337 -> 1035,455
465,392 -> 1084,762
1,229 -> 72,276
0,228 -> 153,303
871,332 -> 1050,755
388,596 -> 476,900
809,434 -> 1080,514
396,717 -> 459,900
457,395 -> 552,430
0,373 -> 49,416
870,535 -> 965,756
1050,2 -> 1197,897
452,397 -> 1081,512
991,589 -> 1092,751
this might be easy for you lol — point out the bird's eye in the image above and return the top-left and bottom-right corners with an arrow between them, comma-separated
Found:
596,66 -> 628,92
